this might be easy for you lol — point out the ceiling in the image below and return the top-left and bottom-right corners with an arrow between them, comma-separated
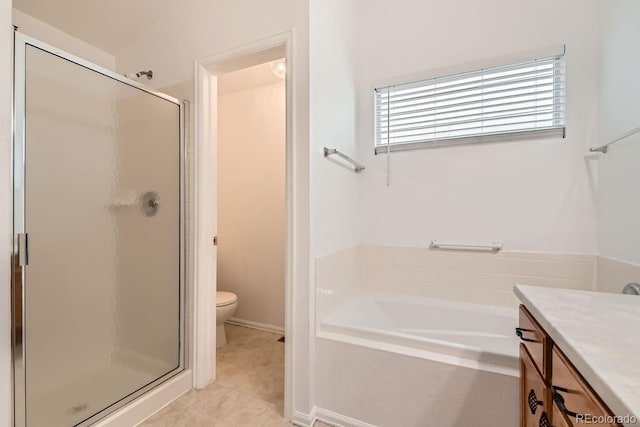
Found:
218,60 -> 286,96
13,0 -> 178,54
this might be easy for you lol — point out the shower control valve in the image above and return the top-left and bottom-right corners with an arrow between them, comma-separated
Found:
141,191 -> 160,217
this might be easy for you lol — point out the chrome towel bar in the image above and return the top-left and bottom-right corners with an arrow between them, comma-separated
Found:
324,147 -> 365,173
590,125 -> 640,154
430,240 -> 503,252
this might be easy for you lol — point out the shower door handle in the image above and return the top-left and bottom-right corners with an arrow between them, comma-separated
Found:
17,233 -> 28,266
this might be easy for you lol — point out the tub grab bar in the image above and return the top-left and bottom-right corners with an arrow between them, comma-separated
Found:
430,240 -> 503,252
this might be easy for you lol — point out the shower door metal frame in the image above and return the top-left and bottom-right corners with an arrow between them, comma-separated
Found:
12,31 -> 187,427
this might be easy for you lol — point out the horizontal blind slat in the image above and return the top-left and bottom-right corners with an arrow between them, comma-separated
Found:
377,56 -> 561,93
377,108 -> 563,133
376,96 -> 564,122
377,103 -> 565,129
376,91 -> 563,120
380,84 -> 564,112
380,72 -> 563,105
374,127 -> 565,154
383,118 -> 563,143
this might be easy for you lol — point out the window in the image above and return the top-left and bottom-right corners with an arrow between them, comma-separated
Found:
374,55 -> 565,153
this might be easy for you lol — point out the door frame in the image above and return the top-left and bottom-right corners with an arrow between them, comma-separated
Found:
193,31 -> 295,420
12,31 -> 188,427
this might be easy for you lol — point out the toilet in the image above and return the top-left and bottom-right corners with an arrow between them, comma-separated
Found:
216,291 -> 238,348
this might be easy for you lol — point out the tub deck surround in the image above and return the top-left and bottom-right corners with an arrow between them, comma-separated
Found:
315,246 -> 598,318
320,292 -> 520,375
514,285 -> 640,425
315,337 -> 519,426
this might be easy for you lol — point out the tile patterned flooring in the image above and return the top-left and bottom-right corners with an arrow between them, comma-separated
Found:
141,324 -> 287,427
141,324 -> 333,427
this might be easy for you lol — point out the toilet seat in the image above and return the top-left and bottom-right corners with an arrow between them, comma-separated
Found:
216,291 -> 238,307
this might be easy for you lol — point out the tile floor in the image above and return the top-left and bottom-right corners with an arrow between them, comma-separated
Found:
141,324 -> 333,427
141,324 -> 286,427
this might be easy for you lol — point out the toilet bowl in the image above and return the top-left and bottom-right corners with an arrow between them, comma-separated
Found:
216,291 -> 238,348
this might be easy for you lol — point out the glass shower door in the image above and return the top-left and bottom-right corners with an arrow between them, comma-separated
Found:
14,35 -> 183,427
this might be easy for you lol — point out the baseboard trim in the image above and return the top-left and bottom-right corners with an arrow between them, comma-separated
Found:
316,407 -> 377,427
228,318 -> 285,334
292,406 -> 375,427
292,407 -> 317,426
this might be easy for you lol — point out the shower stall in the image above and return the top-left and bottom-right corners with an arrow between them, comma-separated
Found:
12,33 -> 185,426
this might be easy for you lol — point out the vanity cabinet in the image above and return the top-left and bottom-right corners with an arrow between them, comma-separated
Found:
520,344 -> 550,427
518,305 -> 622,427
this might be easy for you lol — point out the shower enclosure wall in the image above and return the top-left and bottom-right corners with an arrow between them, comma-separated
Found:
12,33 -> 185,427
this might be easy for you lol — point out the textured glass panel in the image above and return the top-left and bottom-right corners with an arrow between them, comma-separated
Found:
24,45 -> 180,427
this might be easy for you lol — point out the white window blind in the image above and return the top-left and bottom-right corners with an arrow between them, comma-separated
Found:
374,55 -> 565,154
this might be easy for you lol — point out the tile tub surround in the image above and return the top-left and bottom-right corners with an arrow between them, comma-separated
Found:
515,285 -> 640,426
141,325 -> 285,427
316,245 -> 596,318
596,256 -> 640,294
315,246 -> 365,323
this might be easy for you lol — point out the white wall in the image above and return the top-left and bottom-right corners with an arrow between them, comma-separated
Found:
308,0 -> 361,418
218,79 -> 286,329
113,0 -> 312,414
309,0 -> 360,258
354,0 -> 600,255
114,0 -> 306,91
597,0 -> 640,290
1,2 -> 13,425
13,9 -> 115,70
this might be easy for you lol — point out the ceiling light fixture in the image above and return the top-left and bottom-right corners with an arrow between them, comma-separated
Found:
270,60 -> 286,80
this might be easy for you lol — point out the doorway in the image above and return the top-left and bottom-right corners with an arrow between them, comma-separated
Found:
215,55 -> 286,411
193,33 -> 295,423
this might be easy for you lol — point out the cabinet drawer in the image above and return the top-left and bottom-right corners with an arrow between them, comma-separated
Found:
518,305 -> 550,379
521,344 -> 549,427
551,347 -> 621,427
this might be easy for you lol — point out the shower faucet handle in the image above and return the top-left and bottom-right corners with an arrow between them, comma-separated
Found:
141,191 -> 160,217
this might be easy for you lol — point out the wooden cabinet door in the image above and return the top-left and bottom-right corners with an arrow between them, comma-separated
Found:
552,401 -> 572,427
521,344 -> 549,427
551,347 -> 621,427
519,305 -> 551,380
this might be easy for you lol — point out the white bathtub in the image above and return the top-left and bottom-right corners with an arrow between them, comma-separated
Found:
320,292 -> 520,376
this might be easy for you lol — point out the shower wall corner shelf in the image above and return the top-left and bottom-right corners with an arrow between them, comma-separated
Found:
324,147 -> 365,173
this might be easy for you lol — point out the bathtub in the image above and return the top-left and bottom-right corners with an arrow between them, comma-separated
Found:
319,292 -> 520,376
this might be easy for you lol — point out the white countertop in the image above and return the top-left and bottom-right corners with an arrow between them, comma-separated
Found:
514,285 -> 640,426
